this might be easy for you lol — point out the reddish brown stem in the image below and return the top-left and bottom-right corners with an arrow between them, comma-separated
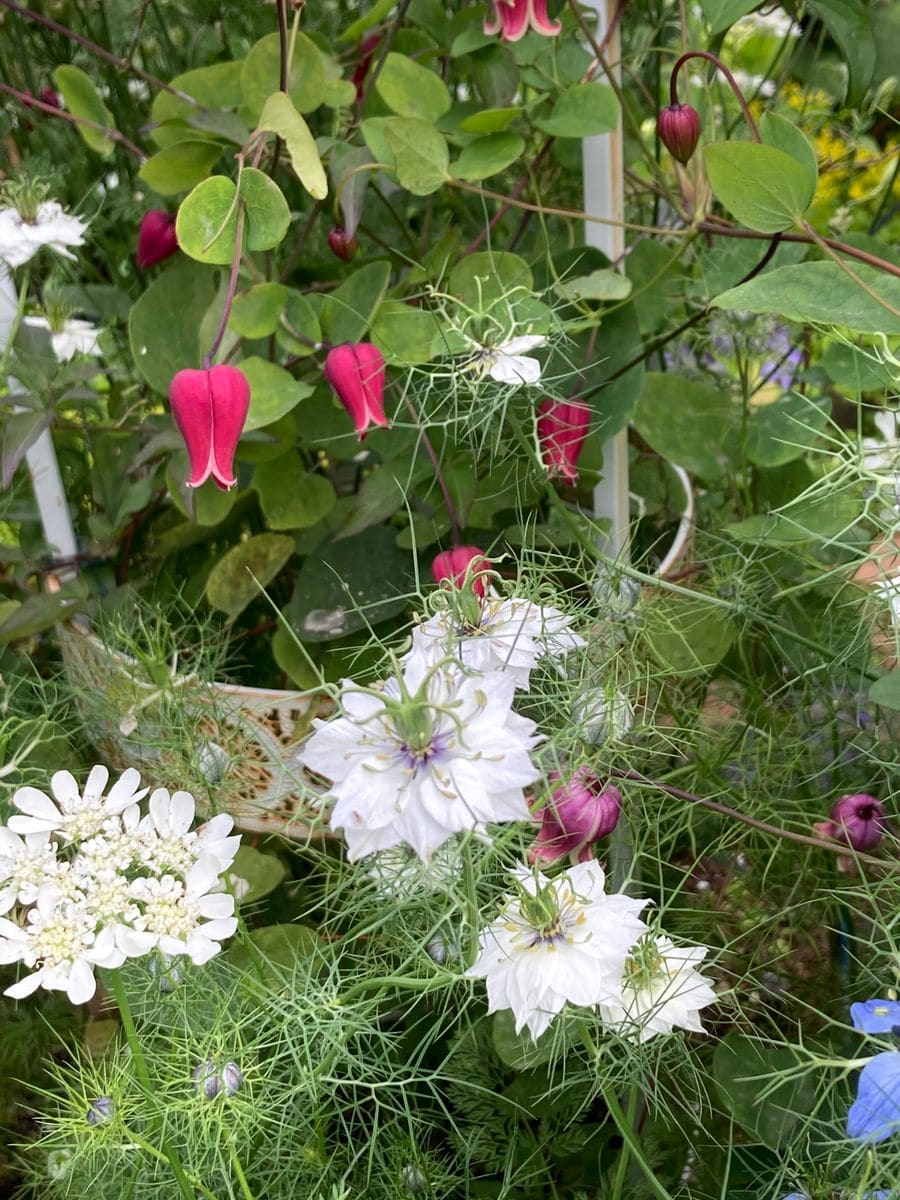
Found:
670,49 -> 761,143
0,80 -> 146,160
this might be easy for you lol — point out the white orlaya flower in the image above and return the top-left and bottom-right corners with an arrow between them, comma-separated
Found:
464,334 -> 547,386
404,591 -> 585,690
135,787 -> 239,876
9,766 -> 148,841
0,201 -> 88,268
298,659 -> 541,862
467,861 -> 650,1041
121,859 -> 237,965
598,935 -> 716,1042
23,315 -> 101,362
0,885 -> 125,1005
0,826 -> 61,913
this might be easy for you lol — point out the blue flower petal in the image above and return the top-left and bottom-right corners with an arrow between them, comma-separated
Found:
847,1051 -> 900,1142
851,999 -> 900,1034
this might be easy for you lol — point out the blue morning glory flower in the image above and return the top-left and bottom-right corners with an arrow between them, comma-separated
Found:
847,1050 -> 900,1142
851,999 -> 900,1035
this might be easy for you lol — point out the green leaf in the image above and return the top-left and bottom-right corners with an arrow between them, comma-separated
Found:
272,617 -> 320,688
633,373 -> 740,481
176,175 -> 239,265
714,1034 -> 817,1149
257,92 -> 328,200
0,590 -> 87,642
459,106 -> 524,133
533,82 -> 618,137
725,491 -> 862,545
869,673 -> 900,712
808,0 -> 876,103
451,132 -> 525,180
555,269 -> 632,303
229,283 -> 290,338
206,532 -> 294,619
322,77 -> 357,109
370,301 -> 440,363
150,62 -> 244,146
287,526 -> 413,642
277,291 -> 323,357
342,0 -> 397,41
225,923 -> 321,977
129,259 -> 217,393
746,394 -> 831,467
53,65 -> 116,157
705,141 -> 816,233
239,167 -> 291,251
375,52 -> 452,123
138,140 -> 225,196
699,0 -> 760,34
241,32 -> 327,119
227,845 -> 287,905
383,118 -> 449,195
448,250 -> 533,312
336,459 -> 433,540
642,596 -> 736,677
255,455 -> 337,529
711,262 -> 900,334
759,112 -> 818,197
492,1011 -> 560,1070
241,357 -> 314,431
321,260 -> 391,344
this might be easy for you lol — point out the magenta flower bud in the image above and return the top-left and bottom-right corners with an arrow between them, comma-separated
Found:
537,398 -> 591,485
431,546 -> 491,599
484,0 -> 562,41
657,103 -> 702,165
136,210 -> 179,269
529,766 -> 622,865
829,794 -> 887,852
324,343 -> 388,440
168,364 -> 250,491
327,227 -> 358,262
41,86 -> 62,109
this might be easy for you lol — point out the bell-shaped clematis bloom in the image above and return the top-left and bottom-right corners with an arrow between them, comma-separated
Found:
529,767 -> 622,865
537,398 -> 591,485
168,365 -> 250,491
136,210 -> 179,269
484,0 -> 561,41
324,343 -> 388,439
431,546 -> 491,599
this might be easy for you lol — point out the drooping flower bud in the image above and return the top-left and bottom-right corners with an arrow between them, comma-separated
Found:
431,546 -> 491,599
657,103 -> 702,164
168,364 -> 251,490
136,209 -> 178,269
829,794 -> 887,852
327,227 -> 358,262
484,0 -> 562,41
537,398 -> 591,485
323,343 -> 388,439
86,1096 -> 115,1126
351,32 -> 382,100
529,766 -> 622,865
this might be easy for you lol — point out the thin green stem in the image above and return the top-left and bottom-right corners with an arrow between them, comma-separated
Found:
610,1086 -> 639,1200
230,1139 -> 257,1200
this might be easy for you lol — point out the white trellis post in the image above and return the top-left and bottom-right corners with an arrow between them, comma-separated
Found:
581,0 -> 630,564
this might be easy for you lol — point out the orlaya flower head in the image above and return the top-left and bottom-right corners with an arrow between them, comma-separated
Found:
0,827 -> 61,914
9,765 -> 148,842
324,342 -> 388,439
598,934 -> 716,1042
121,859 -> 238,966
168,364 -> 251,490
847,1050 -> 900,1143
297,656 -> 541,862
828,793 -> 888,852
537,398 -> 591,485
852,998 -> 900,1035
0,199 -> 88,268
431,545 -> 492,599
467,861 -> 649,1041
528,767 -> 621,864
484,0 -> 562,42
134,788 -> 240,877
136,209 -> 178,269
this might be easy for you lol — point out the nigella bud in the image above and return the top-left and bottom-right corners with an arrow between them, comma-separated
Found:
136,209 -> 178,269
529,766 -> 622,865
221,1061 -> 243,1097
401,1164 -> 429,1194
323,343 -> 388,439
193,1058 -> 222,1100
327,227 -> 358,262
86,1096 -> 115,1126
168,364 -> 250,490
829,794 -> 887,852
657,103 -> 702,164
572,687 -> 635,745
431,546 -> 491,599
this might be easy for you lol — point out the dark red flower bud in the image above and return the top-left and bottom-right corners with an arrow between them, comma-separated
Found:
351,32 -> 382,100
136,210 -> 179,269
829,794 -> 887,852
40,86 -> 62,109
657,103 -> 702,165
327,227 -> 358,262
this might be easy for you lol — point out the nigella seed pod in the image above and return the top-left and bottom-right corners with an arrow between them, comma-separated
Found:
86,1096 -> 115,1126
327,227 -> 358,262
657,103 -> 702,164
830,793 -> 887,852
401,1164 -> 429,1195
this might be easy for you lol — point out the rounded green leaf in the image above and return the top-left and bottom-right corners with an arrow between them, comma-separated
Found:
642,596 -> 736,677
533,82 -> 618,137
239,167 -> 291,251
321,261 -> 391,344
382,118 -> 449,196
241,357 -> 314,431
371,302 -> 439,364
176,175 -> 239,265
227,845 -> 287,905
633,373 -> 740,481
53,65 -> 116,157
448,250 -> 534,311
241,32 -> 327,118
451,132 -> 525,181
257,93 -> 328,201
704,141 -> 816,233
206,532 -> 294,619
139,140 -> 225,196
276,292 -> 323,357
128,259 -> 217,393
759,112 -> 818,197
255,454 -> 337,529
225,924 -> 321,977
150,62 -> 244,145
459,107 -> 524,134
375,52 -> 452,123
229,283 -> 290,339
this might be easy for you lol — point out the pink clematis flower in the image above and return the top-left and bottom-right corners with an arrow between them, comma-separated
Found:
136,210 -> 179,269
484,0 -> 561,41
168,365 -> 251,490
537,398 -> 591,485
431,546 -> 491,599
324,343 -> 388,439
529,767 -> 622,865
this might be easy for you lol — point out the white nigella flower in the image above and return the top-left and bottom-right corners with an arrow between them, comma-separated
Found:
464,333 -> 547,386
135,788 -> 239,877
123,860 -> 238,965
0,885 -> 125,1004
404,591 -> 584,691
0,827 -> 61,913
298,659 -> 541,862
467,861 -> 650,1041
9,766 -> 148,842
0,201 -> 88,268
599,935 -> 717,1042
22,315 -> 101,362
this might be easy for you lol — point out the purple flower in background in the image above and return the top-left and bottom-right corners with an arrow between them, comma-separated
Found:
852,999 -> 900,1035
847,1051 -> 900,1142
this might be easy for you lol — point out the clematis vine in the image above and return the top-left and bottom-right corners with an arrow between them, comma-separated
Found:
324,342 -> 388,438
537,398 -> 591,484
484,0 -> 561,42
168,364 -> 251,490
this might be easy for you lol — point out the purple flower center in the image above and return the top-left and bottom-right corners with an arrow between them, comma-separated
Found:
396,731 -> 449,772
